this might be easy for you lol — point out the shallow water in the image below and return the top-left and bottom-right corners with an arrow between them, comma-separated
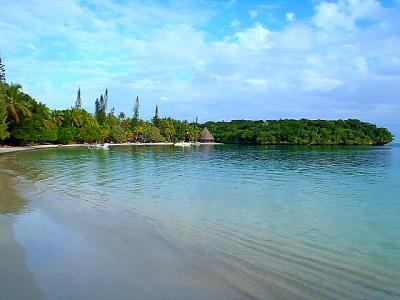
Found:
1,144 -> 400,299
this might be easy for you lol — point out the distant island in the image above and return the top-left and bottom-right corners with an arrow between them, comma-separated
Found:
205,119 -> 394,145
0,57 -> 394,146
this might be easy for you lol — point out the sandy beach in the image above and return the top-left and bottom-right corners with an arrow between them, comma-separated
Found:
0,143 -> 170,155
0,144 -> 62,154
0,142 -> 222,156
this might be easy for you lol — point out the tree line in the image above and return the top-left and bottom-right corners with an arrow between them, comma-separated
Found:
0,55 -> 394,146
0,86 -> 202,145
205,119 -> 393,145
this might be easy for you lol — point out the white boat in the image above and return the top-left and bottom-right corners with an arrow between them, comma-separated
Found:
88,143 -> 109,149
174,142 -> 191,147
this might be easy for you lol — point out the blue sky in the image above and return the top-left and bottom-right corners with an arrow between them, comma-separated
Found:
0,0 -> 399,139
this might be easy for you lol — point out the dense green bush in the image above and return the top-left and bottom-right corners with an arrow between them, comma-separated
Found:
205,119 -> 394,145
76,126 -> 102,143
57,127 -> 76,144
110,125 -> 127,143
143,126 -> 165,142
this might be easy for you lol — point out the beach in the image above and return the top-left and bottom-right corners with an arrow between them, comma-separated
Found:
0,142 -> 224,155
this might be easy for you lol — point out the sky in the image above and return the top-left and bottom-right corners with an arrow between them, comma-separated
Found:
0,0 -> 399,139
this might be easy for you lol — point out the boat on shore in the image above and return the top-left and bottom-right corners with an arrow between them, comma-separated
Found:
174,142 -> 191,147
88,143 -> 109,150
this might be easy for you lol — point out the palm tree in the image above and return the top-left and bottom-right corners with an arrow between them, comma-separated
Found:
71,109 -> 82,127
53,110 -> 65,127
34,102 -> 53,130
0,82 -> 9,140
5,83 -> 32,122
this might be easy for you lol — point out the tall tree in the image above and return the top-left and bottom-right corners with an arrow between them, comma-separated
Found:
96,94 -> 107,125
95,98 -> 100,116
0,82 -> 9,140
133,96 -> 140,120
0,55 -> 5,83
99,94 -> 105,110
104,89 -> 108,110
152,105 -> 160,127
155,105 -> 159,119
0,56 -> 8,139
75,87 -> 82,110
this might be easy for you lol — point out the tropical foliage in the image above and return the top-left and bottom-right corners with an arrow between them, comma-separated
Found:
205,119 -> 394,145
0,82 -> 202,145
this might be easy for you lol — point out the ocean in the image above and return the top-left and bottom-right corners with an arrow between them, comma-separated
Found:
1,144 -> 399,299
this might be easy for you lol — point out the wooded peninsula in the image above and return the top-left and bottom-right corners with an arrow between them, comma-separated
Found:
0,57 -> 394,146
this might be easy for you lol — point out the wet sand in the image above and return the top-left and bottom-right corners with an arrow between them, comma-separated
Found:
0,144 -> 62,154
0,216 -> 45,300
0,169 -> 246,300
0,172 -> 45,300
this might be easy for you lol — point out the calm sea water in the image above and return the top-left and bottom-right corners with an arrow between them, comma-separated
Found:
1,144 -> 400,299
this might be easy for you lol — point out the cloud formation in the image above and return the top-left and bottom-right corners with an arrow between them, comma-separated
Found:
0,0 -> 399,138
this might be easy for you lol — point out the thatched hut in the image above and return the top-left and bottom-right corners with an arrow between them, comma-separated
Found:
199,127 -> 215,143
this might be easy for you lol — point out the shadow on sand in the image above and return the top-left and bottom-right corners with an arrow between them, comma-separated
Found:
0,171 -> 45,300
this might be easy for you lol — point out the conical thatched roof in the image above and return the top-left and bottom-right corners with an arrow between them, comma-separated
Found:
199,127 -> 214,141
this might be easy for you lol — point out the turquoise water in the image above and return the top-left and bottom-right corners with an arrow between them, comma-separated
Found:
1,144 -> 400,299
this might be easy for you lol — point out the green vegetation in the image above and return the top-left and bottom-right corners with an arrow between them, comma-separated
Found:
205,119 -> 394,145
0,55 -> 394,146
0,80 -> 202,145
0,56 -> 10,140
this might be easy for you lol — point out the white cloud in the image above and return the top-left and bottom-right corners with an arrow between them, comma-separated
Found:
301,71 -> 343,92
276,24 -> 315,51
313,0 -> 382,31
245,78 -> 268,87
249,10 -> 258,18
347,0 -> 381,19
230,19 -> 240,28
355,56 -> 368,73
313,1 -> 355,31
233,23 -> 272,51
285,12 -> 295,22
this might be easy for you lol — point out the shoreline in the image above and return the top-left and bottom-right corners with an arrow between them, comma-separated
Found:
0,142 -> 223,155
1,142 -> 394,156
